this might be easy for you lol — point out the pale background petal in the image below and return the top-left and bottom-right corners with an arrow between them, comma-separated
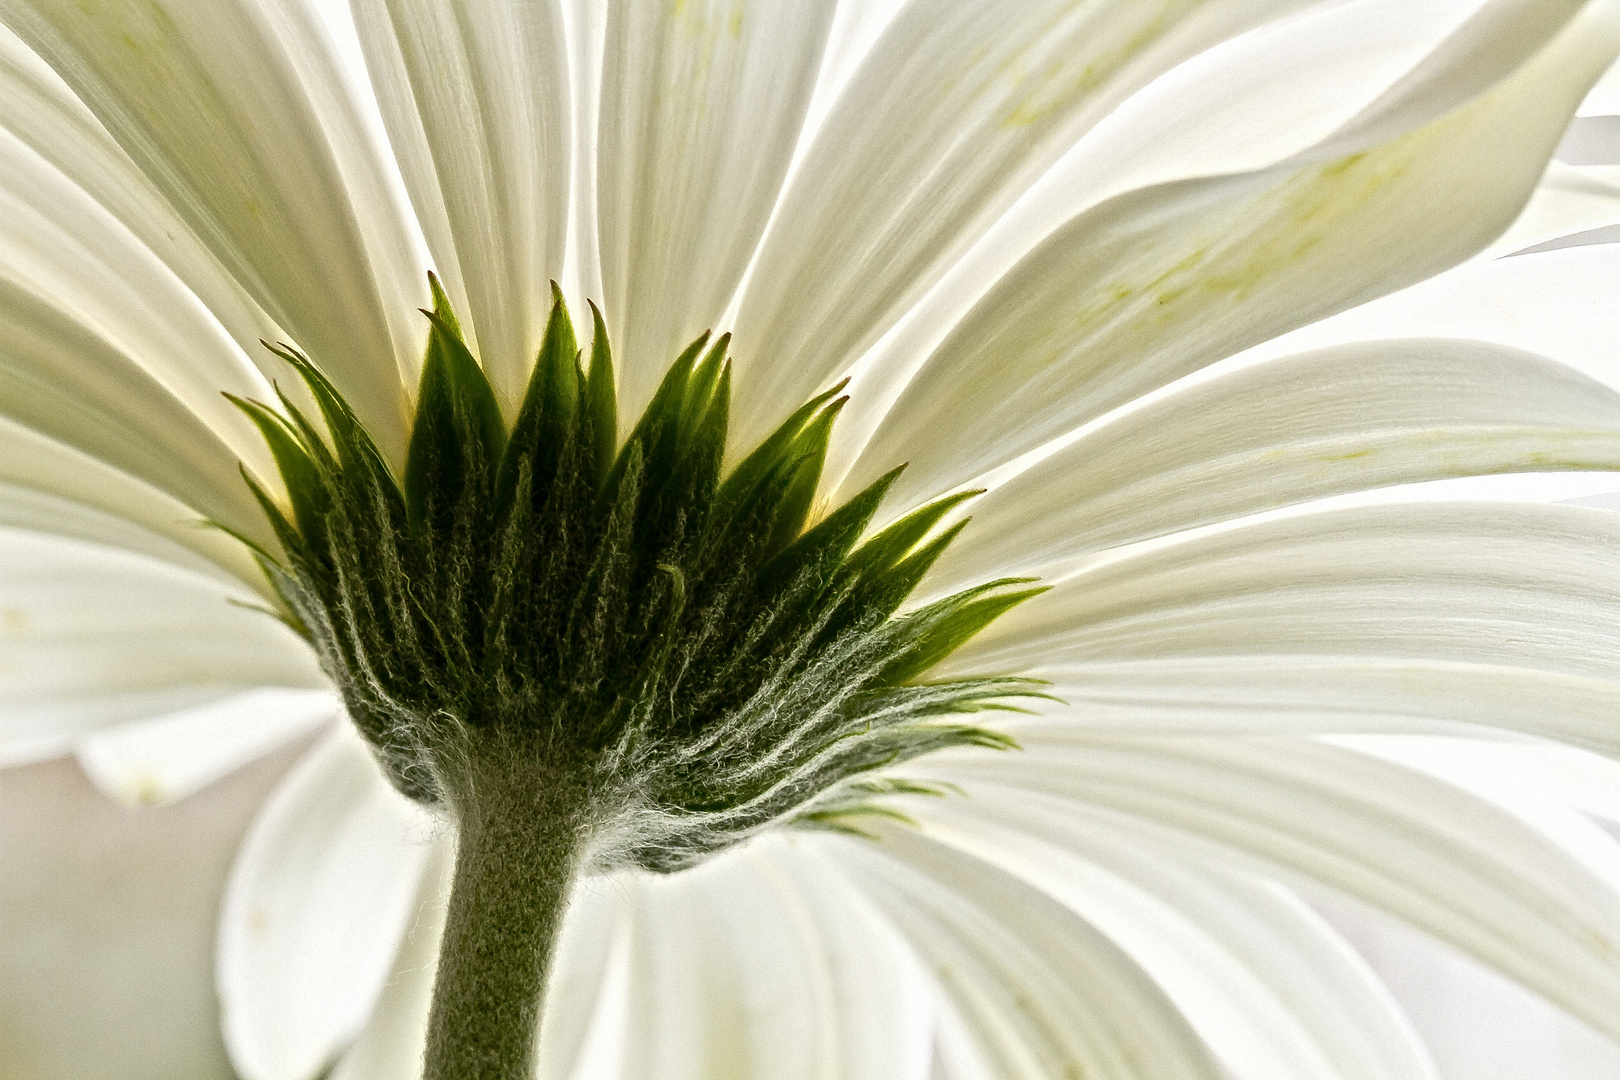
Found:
0,743 -> 308,1080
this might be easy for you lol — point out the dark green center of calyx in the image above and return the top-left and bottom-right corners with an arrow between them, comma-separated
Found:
233,275 -> 1042,874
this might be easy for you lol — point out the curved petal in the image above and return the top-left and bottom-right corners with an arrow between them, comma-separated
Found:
947,502 -> 1620,681
926,339 -> 1620,592
726,0 -> 1323,451
1306,0 -> 1591,154
796,0 -> 908,149
1231,241 -> 1620,385
0,529 -> 324,767
817,0 -> 1535,487
0,273 -> 275,546
911,792 -> 1437,1080
848,0 -> 1620,510
594,0 -> 836,417
217,724 -> 439,1080
1013,657 -> 1620,758
0,126 -> 280,542
830,826 -> 1225,1080
1486,160 -> 1620,256
618,850 -> 852,1080
0,425 -> 265,590
1321,895 -> 1620,1080
350,0 -> 570,409
922,733 -> 1620,1044
1326,734 -> 1620,827
1580,53 -> 1620,115
0,0 -> 424,459
0,22 -> 287,379
966,0 -> 1588,230
326,838 -> 451,1080
746,837 -> 935,1080
75,688 -> 338,809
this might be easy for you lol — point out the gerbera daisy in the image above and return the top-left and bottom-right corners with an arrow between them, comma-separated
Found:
7,1 -> 1620,1078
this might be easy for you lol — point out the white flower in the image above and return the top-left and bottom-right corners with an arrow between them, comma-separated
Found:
7,1 -> 1620,1079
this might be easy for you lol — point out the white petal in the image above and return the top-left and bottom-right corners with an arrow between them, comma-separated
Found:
747,836 -> 935,1080
1304,0 -> 1592,155
955,0 -> 1585,238
1485,160 -> 1620,256
1028,0 -> 1510,202
0,275 -> 273,545
794,0 -> 908,151
618,848 -> 851,1080
614,869 -> 735,1080
327,838 -> 453,1080
847,1 -> 1620,510
350,0 -> 570,409
1322,895 -> 1620,1079
1326,734 -> 1620,830
218,724 -> 439,1080
946,502 -> 1620,681
830,826 -> 1224,1080
0,129 -> 280,542
924,733 -> 1620,1043
536,877 -> 628,1080
0,425 -> 265,591
0,22 -> 287,382
927,339 -> 1620,592
0,529 -> 324,767
821,0 -> 1531,485
551,843 -> 934,1080
1232,241 -> 1620,385
727,0 -> 1324,452
0,28 -> 317,548
0,0 -> 424,459
594,0 -> 836,418
1013,657 -> 1620,757
73,689 -> 339,809
928,1011 -> 998,1080
1581,53 -> 1620,115
910,792 -> 1437,1080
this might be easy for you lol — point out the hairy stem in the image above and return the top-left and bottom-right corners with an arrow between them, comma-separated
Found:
422,753 -> 590,1080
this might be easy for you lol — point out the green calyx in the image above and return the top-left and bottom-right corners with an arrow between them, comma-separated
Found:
232,277 -> 1044,872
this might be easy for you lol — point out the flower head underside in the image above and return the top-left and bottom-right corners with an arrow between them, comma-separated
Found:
230,276 -> 1043,874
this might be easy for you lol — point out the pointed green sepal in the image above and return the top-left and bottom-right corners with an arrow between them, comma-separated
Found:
849,488 -> 982,577
764,397 -> 844,557
497,284 -> 585,514
426,272 -> 465,343
235,462 -> 308,568
764,465 -> 900,593
715,379 -> 848,514
266,342 -> 396,484
405,306 -> 508,532
224,393 -> 330,551
881,579 -> 1049,685
585,301 -> 617,487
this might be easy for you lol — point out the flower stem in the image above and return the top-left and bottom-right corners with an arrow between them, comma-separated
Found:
422,756 -> 589,1080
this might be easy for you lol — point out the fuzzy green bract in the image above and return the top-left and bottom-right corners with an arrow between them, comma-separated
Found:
232,278 -> 1043,873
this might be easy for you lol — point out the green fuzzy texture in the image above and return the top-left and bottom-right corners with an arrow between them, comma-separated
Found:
234,280 -> 1043,872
